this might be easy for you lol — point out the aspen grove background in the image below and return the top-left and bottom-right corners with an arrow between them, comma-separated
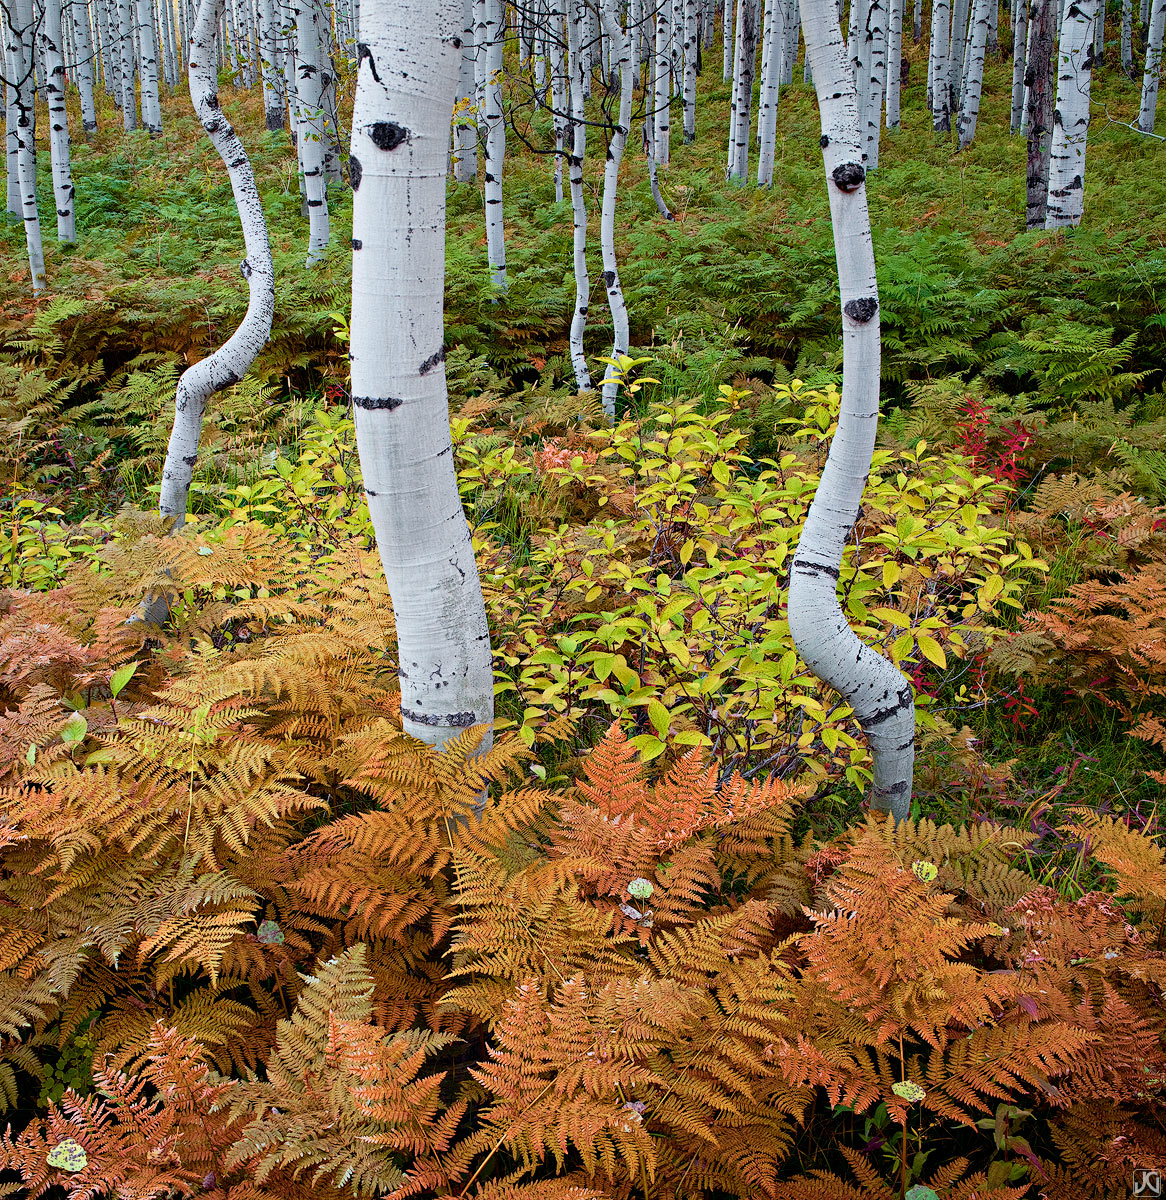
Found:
0,0 -> 1165,1195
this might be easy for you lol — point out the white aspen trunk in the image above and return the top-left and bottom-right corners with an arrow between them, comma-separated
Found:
682,0 -> 698,139
39,0 -> 77,241
1144,0 -> 1152,27
157,0 -> 275,533
914,0 -> 923,38
4,0 -> 46,291
949,0 -> 970,111
1045,0 -> 1097,227
567,0 -> 591,390
258,0 -> 282,128
115,0 -> 137,130
1092,0 -> 1102,57
957,0 -> 990,145
5,80 -> 20,219
1138,0 -> 1166,132
549,0 -> 567,202
886,0 -> 902,125
757,0 -> 783,183
654,0 -> 672,165
159,0 -> 175,89
930,0 -> 952,129
1121,0 -> 1133,75
95,0 -> 119,99
294,0 -> 330,264
481,0 -> 506,287
988,0 -> 999,48
453,0 -> 477,180
722,0 -> 734,76
757,0 -> 772,143
599,0 -> 632,416
136,0 -> 162,132
71,0 -> 100,131
1010,0 -> 1028,129
349,0 -> 494,751
727,0 -> 757,179
780,0 -> 798,81
862,0 -> 888,166
793,0 -> 915,822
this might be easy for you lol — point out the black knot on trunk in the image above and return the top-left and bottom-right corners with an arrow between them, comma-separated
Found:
819,134 -> 830,148
206,92 -> 219,109
369,121 -> 409,151
351,237 -> 362,249
419,347 -> 446,375
844,296 -> 879,323
354,395 -> 403,412
349,155 -> 362,190
604,269 -> 616,286
832,161 -> 866,191
239,258 -> 252,279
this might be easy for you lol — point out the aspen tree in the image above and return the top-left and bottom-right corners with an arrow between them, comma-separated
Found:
479,0 -> 506,288
115,0 -> 137,131
949,0 -> 971,110
1010,0 -> 1028,130
453,0 -> 477,182
70,0 -> 100,132
1121,0 -> 1133,76
599,0 -> 632,416
549,0 -> 568,202
293,0 -> 330,264
886,0 -> 903,127
682,0 -> 697,139
792,0 -> 915,821
914,0 -> 923,39
1138,0 -> 1166,132
567,0 -> 591,390
39,0 -> 77,240
349,0 -> 494,751
136,0 -> 163,132
1024,0 -> 1054,226
757,0 -> 783,184
860,0 -> 888,166
957,0 -> 991,146
3,0 -> 46,292
654,0 -> 672,165
726,0 -> 757,179
259,0 -> 286,128
157,0 -> 275,534
1045,0 -> 1098,227
930,0 -> 952,129
723,0 -> 733,77
780,0 -> 798,82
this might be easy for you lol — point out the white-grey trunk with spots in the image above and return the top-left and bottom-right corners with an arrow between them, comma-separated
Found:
957,0 -> 991,146
886,0 -> 902,126
1138,0 -> 1165,131
480,0 -> 506,287
1010,0 -> 1028,129
1045,0 -> 1096,226
929,0 -> 951,128
790,0 -> 916,821
70,0 -> 100,131
757,0 -> 783,183
3,0 -> 46,291
567,0 -> 590,390
294,0 -> 330,264
39,0 -> 77,240
349,0 -> 494,750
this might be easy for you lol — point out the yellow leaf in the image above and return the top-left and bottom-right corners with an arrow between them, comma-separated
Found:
917,636 -> 946,669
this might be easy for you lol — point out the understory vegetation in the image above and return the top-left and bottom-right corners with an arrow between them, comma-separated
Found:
1,18 -> 1165,1200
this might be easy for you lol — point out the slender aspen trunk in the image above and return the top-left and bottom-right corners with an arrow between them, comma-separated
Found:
480,0 -> 506,287
71,0 -> 100,131
781,0 -> 798,81
549,0 -> 568,202
642,100 -> 673,216
160,0 -> 175,89
862,0 -> 888,166
793,0 -> 915,821
886,0 -> 903,126
567,0 -> 591,390
136,0 -> 162,132
1045,0 -> 1097,227
1092,0 -> 1103,58
39,0 -> 77,240
949,0 -> 970,110
930,0 -> 952,129
1010,0 -> 1028,129
599,0 -> 632,416
5,79 -> 19,218
349,0 -> 494,751
727,0 -> 757,179
757,0 -> 783,183
453,0 -> 477,180
4,0 -> 46,292
1144,0 -> 1152,26
157,0 -> 275,537
1138,0 -> 1166,131
115,0 -> 137,130
988,0 -> 999,49
914,0 -> 923,38
654,0 -> 672,165
259,0 -> 285,128
294,0 -> 330,264
1024,0 -> 1054,226
723,0 -> 734,77
957,0 -> 990,145
682,0 -> 698,139
1121,0 -> 1133,74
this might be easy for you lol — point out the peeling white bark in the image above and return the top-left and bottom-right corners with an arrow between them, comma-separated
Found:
350,0 -> 494,750
599,0 -> 632,416
790,0 -> 916,821
158,0 -> 275,530
1045,0 -> 1097,227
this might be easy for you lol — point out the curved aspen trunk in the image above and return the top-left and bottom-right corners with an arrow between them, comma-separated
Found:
791,0 -> 916,822
1138,0 -> 1166,132
1045,0 -> 1097,227
957,0 -> 991,146
294,0 -> 330,264
157,0 -> 275,532
930,0 -> 952,130
1024,0 -> 1054,226
350,0 -> 494,750
40,0 -> 77,241
481,0 -> 506,288
599,0 -> 632,416
3,0 -> 46,292
71,0 -> 100,133
1010,0 -> 1028,130
567,0 -> 591,390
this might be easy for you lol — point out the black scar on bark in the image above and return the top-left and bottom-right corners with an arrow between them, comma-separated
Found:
308,199 -> 323,207
349,155 -> 362,190
792,558 -> 840,580
369,121 -> 409,150
419,347 -> 446,375
351,238 -> 362,249
401,708 -> 477,727
863,687 -> 914,726
832,161 -> 865,191
844,296 -> 879,323
453,36 -> 462,48
206,93 -> 219,108
365,488 -> 378,497
820,134 -> 830,148
356,43 -> 381,82
353,395 -> 403,412
182,455 -> 198,466
604,270 -> 615,286
239,258 -> 252,279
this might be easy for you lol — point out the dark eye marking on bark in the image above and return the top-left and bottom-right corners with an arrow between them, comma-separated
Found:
349,155 -> 362,190
356,43 -> 381,82
182,455 -> 198,466
418,347 -> 446,375
206,92 -> 219,108
351,238 -> 362,249
239,258 -> 252,279
820,134 -> 830,148
401,707 -> 477,727
369,121 -> 409,150
832,161 -> 866,191
792,557 -> 840,580
604,269 -> 616,286
843,296 -> 879,322
354,395 -> 403,412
